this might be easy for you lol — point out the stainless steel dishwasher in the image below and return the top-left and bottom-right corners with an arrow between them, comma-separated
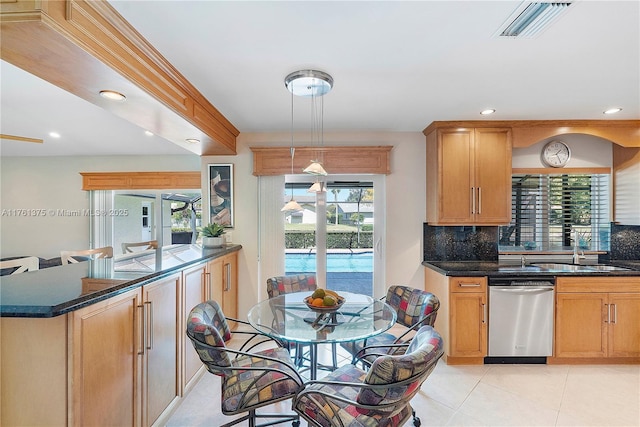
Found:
487,277 -> 555,362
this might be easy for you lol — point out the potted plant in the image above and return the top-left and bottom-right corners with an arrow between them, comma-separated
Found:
201,222 -> 226,248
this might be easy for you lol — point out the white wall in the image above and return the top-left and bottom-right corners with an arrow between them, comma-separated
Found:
202,131 -> 426,317
512,134 -> 613,168
0,155 -> 199,258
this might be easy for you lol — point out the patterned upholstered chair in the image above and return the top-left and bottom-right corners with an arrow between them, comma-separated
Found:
186,300 -> 303,427
341,285 -> 440,367
266,274 -> 338,370
293,325 -> 444,427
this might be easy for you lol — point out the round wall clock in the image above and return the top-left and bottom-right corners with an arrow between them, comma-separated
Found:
541,140 -> 571,168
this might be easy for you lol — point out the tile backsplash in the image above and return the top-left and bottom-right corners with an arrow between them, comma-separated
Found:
423,224 -> 498,262
610,223 -> 640,260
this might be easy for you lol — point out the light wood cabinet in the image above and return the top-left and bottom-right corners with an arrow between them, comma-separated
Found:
140,273 -> 182,427
426,127 -> 512,225
70,287 -> 143,427
182,263 -> 209,392
555,277 -> 640,359
207,251 -> 238,323
424,269 -> 487,364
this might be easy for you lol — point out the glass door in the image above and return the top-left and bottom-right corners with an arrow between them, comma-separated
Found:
283,174 -> 385,297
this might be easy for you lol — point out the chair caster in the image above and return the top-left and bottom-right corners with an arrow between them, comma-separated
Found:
413,416 -> 421,426
292,421 -> 300,427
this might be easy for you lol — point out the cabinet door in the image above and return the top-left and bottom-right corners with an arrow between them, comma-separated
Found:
555,293 -> 607,358
450,292 -> 487,357
70,287 -> 143,427
222,252 -> 238,322
182,263 -> 208,391
208,257 -> 224,304
142,273 -> 181,427
608,293 -> 640,357
436,129 -> 474,224
473,128 -> 512,224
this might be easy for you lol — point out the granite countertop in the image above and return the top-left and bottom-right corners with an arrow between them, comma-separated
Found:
0,244 -> 242,318
423,260 -> 640,277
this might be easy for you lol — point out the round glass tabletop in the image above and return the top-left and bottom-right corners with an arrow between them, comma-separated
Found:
247,291 -> 397,344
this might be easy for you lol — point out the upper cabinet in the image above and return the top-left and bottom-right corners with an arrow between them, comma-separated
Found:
426,126 -> 512,225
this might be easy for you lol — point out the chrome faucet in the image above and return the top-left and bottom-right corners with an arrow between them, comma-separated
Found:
572,230 -> 586,265
521,255 -> 527,267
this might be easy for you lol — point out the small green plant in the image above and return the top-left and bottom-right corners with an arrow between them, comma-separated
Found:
201,222 -> 226,238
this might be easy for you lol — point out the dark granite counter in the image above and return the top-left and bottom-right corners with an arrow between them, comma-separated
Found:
0,244 -> 241,318
423,260 -> 640,277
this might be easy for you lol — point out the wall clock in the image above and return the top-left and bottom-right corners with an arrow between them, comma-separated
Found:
541,140 -> 571,168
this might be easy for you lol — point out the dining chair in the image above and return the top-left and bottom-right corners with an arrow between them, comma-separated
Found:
266,274 -> 338,370
0,256 -> 39,275
186,300 -> 303,427
292,325 -> 444,427
60,246 -> 113,264
341,285 -> 440,368
121,240 -> 158,254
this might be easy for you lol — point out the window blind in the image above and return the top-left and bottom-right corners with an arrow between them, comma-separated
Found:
499,173 -> 610,251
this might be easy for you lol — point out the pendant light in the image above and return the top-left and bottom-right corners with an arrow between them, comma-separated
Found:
282,77 -> 303,214
284,70 -> 333,178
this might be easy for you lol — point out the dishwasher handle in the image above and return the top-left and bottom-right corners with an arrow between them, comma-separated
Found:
490,285 -> 554,294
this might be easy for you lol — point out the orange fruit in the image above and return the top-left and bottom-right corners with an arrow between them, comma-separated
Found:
312,298 -> 324,307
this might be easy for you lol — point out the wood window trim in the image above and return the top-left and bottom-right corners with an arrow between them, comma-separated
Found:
80,172 -> 201,190
424,120 -> 640,148
250,146 -> 393,176
512,167 -> 611,175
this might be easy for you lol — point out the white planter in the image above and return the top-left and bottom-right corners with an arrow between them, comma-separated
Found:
203,236 -> 224,248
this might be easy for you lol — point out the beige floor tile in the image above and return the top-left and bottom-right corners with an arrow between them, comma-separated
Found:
457,382 -> 559,426
422,361 -> 490,410
481,364 -> 569,411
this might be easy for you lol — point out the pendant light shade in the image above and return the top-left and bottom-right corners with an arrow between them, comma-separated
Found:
303,161 -> 327,176
281,197 -> 303,213
307,181 -> 326,193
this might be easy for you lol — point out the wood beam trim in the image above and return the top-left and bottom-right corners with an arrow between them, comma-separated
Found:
423,120 -> 640,148
80,172 -> 201,190
1,0 -> 239,155
250,146 -> 393,176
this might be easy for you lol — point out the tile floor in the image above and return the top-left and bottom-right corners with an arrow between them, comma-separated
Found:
169,339 -> 640,427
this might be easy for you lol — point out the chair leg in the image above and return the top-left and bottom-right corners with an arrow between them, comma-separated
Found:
412,408 -> 421,426
331,342 -> 338,369
221,408 -> 299,427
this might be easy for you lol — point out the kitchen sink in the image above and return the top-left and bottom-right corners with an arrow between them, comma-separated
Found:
532,263 -> 632,272
532,263 -> 587,271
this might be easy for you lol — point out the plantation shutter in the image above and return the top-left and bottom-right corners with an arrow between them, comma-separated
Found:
499,173 -> 610,251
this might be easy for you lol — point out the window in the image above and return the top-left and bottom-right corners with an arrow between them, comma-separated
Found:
499,173 -> 610,252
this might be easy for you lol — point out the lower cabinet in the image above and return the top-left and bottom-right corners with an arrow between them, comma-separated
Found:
71,273 -> 181,427
424,269 -> 487,364
182,263 -> 209,392
555,277 -> 640,359
207,251 -> 238,324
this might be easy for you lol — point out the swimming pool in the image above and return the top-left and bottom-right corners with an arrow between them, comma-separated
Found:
285,252 -> 373,273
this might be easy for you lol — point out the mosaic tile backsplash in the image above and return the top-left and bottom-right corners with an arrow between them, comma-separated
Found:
423,224 -> 498,262
610,223 -> 640,260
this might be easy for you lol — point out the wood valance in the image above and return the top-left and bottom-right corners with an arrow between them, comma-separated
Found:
250,146 -> 393,176
80,172 -> 201,190
423,120 -> 640,148
1,0 -> 238,155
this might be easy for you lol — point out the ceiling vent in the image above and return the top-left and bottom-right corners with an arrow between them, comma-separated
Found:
497,2 -> 572,38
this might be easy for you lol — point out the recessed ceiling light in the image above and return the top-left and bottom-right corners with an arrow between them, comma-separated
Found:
480,109 -> 496,115
145,130 -> 154,137
99,90 -> 126,101
49,132 -> 61,138
185,138 -> 200,144
603,107 -> 622,115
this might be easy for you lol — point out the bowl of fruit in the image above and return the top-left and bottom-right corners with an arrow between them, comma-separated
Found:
304,288 -> 345,312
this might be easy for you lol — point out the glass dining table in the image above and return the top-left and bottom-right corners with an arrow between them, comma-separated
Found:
247,291 -> 396,379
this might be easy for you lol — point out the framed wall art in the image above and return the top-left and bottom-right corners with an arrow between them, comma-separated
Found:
208,164 -> 234,228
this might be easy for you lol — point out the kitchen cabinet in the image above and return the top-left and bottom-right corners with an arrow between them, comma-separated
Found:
555,277 -> 640,359
182,263 -> 209,392
426,127 -> 512,225
424,269 -> 487,364
69,287 -> 143,426
71,273 -> 182,427
207,251 -> 238,325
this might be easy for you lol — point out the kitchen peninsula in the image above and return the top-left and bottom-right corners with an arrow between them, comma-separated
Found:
1,244 -> 241,427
